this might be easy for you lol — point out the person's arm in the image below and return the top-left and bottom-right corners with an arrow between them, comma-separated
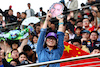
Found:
36,12 -> 52,54
91,6 -> 100,18
18,38 -> 28,53
56,16 -> 65,55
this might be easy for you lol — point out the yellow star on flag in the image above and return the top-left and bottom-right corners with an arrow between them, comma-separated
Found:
64,45 -> 72,53
76,48 -> 79,50
78,52 -> 81,54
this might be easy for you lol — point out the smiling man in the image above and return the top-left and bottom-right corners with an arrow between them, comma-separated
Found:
49,3 -> 64,18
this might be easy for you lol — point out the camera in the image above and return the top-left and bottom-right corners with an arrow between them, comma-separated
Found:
21,60 -> 29,65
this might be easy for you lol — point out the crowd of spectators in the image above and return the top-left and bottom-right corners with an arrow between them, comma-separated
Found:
0,0 -> 100,67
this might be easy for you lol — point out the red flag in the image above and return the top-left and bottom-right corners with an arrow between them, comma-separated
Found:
88,26 -> 95,32
60,42 -> 100,67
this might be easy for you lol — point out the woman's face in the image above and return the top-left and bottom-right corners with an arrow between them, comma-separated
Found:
33,36 -> 38,43
46,37 -> 56,47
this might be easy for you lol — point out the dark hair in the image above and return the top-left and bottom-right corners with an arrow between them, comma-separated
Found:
43,37 -> 57,49
77,20 -> 82,24
67,39 -> 73,43
81,3 -> 85,6
6,40 -> 19,48
19,52 -> 28,58
31,35 -> 38,44
70,18 -> 76,22
22,12 -> 27,15
17,12 -> 20,14
90,31 -> 99,35
0,47 -> 1,50
11,49 -> 18,54
40,7 -> 42,10
27,3 -> 30,5
72,39 -> 81,45
76,26 -> 82,30
11,40 -> 19,47
93,46 -> 100,50
82,18 -> 90,23
23,45 -> 31,52
82,18 -> 89,21
9,9 -> 13,12
10,59 -> 19,64
33,35 -> 38,38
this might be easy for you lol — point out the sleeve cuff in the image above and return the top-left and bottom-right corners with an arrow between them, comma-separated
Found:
57,31 -> 64,35
40,28 -> 47,32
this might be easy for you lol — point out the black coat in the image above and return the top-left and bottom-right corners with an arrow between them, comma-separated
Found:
41,11 -> 46,16
2,59 -> 14,67
5,15 -> 17,23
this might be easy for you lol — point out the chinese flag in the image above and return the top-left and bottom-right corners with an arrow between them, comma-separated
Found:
60,42 -> 100,67
88,25 -> 95,32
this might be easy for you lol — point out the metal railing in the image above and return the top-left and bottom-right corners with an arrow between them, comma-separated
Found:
16,53 -> 100,67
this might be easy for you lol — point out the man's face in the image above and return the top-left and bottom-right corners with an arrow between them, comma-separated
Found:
64,33 -> 69,42
21,13 -> 26,19
8,10 -> 13,16
50,4 -> 63,17
28,4 -> 30,8
51,24 -> 55,30
25,51 -> 31,56
91,49 -> 100,54
73,42 -> 82,48
82,33 -> 90,38
11,50 -> 19,59
77,22 -> 83,27
75,29 -> 81,35
83,19 -> 90,27
19,54 -> 27,63
17,13 -> 20,18
90,32 -> 98,41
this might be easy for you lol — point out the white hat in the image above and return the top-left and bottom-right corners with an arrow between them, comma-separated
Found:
0,13 -> 3,16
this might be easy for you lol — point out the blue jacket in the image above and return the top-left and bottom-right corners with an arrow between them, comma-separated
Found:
36,28 -> 64,67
